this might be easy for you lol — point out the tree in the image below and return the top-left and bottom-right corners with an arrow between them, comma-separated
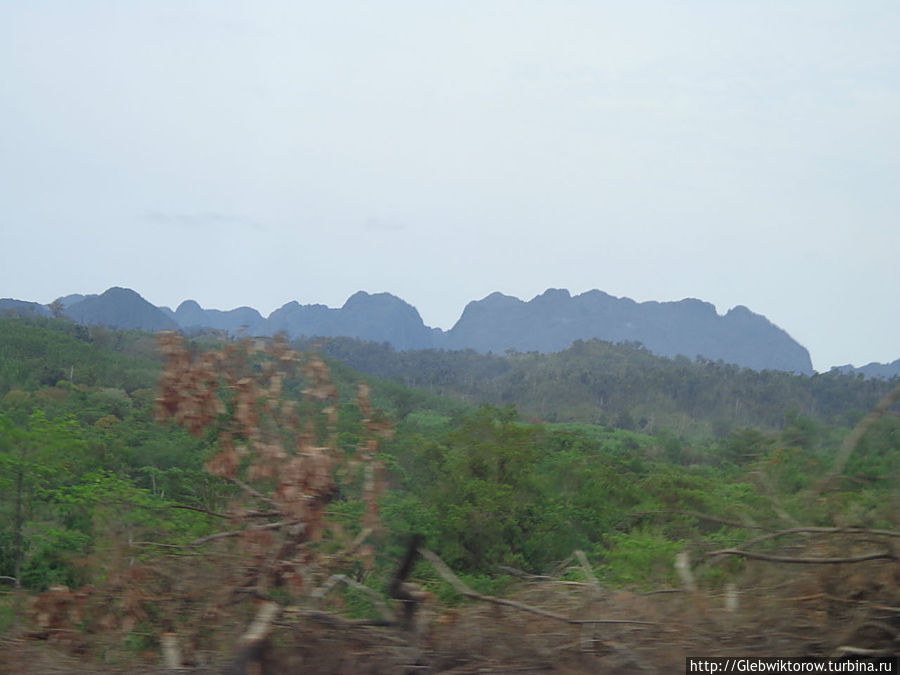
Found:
0,411 -> 89,588
48,299 -> 65,320
154,332 -> 390,599
396,404 -> 545,571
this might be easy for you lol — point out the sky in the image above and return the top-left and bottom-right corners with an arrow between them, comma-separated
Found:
1,1 -> 898,373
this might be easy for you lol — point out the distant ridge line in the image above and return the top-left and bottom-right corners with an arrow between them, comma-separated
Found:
4,286 -> 892,377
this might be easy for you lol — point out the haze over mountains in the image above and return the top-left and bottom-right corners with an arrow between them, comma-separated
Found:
2,286 -> 897,378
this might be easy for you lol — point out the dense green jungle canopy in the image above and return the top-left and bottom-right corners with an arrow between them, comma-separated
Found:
307,336 -> 896,434
0,316 -> 897,670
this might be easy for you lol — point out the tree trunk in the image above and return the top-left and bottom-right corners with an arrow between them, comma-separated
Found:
13,467 -> 23,588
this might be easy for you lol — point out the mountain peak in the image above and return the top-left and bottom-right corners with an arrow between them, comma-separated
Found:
102,286 -> 143,300
64,287 -> 178,332
445,288 -> 813,373
342,290 -> 412,311
534,288 -> 571,302
9,286 -> 819,373
176,299 -> 203,312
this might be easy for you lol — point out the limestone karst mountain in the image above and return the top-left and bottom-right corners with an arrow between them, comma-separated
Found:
442,289 -> 814,374
170,299 -> 264,334
63,287 -> 178,332
2,286 -> 822,374
261,291 -> 435,351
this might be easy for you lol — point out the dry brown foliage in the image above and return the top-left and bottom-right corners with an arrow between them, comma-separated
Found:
12,550 -> 896,674
5,334 -> 398,670
157,333 -> 390,593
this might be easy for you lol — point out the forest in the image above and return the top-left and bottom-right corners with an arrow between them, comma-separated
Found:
0,315 -> 898,672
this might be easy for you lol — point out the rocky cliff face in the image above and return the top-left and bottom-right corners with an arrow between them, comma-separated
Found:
443,289 -> 814,374
262,291 -> 434,350
174,300 -> 263,333
18,286 -> 816,374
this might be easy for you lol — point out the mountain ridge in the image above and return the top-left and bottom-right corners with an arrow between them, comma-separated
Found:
4,286 -> 882,376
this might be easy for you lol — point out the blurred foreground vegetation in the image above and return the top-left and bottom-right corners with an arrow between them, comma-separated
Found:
0,316 -> 897,666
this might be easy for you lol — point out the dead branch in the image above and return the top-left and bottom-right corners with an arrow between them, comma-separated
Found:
336,527 -> 373,561
706,548 -> 897,564
391,534 -> 426,630
727,526 -> 900,551
312,574 -> 394,624
574,550 -> 600,589
497,565 -> 555,581
240,600 -> 281,646
167,504 -> 232,519
627,509 -> 773,531
789,593 -> 900,612
223,600 -> 281,675
241,509 -> 284,518
575,550 -> 601,652
189,520 -> 301,546
829,383 -> 900,479
160,632 -> 181,670
230,478 -> 281,510
281,608 -> 396,628
419,548 -> 657,626
498,567 -> 592,587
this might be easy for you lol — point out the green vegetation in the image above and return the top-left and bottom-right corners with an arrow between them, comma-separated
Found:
309,336 -> 896,436
0,317 -> 897,658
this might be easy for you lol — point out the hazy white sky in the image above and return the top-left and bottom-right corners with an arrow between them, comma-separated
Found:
2,1 -> 898,372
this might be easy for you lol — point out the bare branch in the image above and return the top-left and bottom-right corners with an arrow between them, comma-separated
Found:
419,548 -> 657,626
167,504 -> 232,519
312,573 -> 394,623
189,520 -> 301,546
829,383 -> 900,479
627,510 -> 772,531
788,592 -> 900,612
223,601 -> 281,675
389,534 -> 426,630
231,478 -> 281,510
282,609 -> 396,628
574,550 -> 600,589
498,566 -> 555,581
111,500 -> 282,521
707,549 -> 897,564
729,526 -> 900,551
336,527 -> 373,560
